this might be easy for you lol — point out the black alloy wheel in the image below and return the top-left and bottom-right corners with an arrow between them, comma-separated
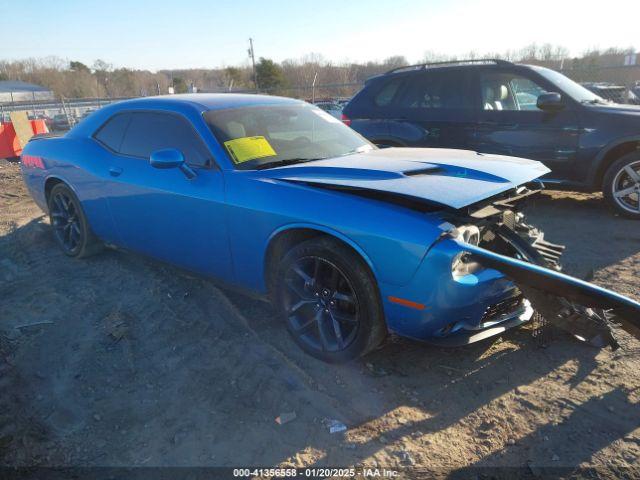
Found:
48,183 -> 102,257
275,237 -> 386,363
283,256 -> 359,353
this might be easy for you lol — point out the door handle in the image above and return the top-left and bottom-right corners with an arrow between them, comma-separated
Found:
109,167 -> 123,177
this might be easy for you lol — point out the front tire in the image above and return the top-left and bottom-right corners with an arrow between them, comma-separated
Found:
603,151 -> 640,219
48,183 -> 102,257
274,237 -> 386,363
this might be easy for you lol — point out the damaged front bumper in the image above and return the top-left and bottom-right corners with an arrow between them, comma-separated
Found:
424,296 -> 535,347
454,237 -> 640,349
439,187 -> 640,350
385,185 -> 640,349
382,237 -> 535,346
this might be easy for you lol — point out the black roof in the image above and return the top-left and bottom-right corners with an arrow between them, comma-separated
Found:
385,59 -> 513,75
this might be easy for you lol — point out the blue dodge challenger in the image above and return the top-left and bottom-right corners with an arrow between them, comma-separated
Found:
20,94 -> 640,362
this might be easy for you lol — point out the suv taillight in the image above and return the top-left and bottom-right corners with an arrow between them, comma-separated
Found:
341,113 -> 351,126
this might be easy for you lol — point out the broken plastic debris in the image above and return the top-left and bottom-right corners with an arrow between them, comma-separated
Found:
326,419 -> 347,434
275,412 -> 297,425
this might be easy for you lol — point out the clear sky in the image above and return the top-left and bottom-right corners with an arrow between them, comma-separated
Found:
3,0 -> 636,71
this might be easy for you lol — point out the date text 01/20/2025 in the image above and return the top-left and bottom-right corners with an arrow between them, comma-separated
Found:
232,467 -> 399,477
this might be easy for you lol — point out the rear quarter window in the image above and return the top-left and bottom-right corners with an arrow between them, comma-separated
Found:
93,113 -> 131,152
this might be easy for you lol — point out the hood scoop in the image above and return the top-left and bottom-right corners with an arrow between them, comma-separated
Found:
403,166 -> 443,176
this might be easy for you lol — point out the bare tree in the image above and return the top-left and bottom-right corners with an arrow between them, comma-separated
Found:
0,44 -> 636,101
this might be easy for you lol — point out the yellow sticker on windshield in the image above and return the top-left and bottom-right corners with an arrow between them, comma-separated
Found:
224,136 -> 276,164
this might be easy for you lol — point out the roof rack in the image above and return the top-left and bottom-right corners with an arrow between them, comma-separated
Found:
386,59 -> 513,74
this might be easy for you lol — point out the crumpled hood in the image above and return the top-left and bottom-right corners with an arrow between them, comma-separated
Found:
259,148 -> 550,209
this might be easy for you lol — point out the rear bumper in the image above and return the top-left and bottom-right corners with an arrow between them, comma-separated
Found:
20,162 -> 49,212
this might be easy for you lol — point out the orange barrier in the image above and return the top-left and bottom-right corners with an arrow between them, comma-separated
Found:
0,120 -> 49,159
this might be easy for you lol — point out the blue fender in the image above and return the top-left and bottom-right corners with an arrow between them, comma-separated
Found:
265,222 -> 378,277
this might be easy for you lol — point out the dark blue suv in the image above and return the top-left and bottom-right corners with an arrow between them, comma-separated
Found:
343,59 -> 640,218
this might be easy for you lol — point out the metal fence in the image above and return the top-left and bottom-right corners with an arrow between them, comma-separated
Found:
1,64 -> 638,133
0,96 -> 130,131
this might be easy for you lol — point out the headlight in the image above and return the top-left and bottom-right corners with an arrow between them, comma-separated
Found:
451,252 -> 482,279
453,225 -> 480,245
442,224 -> 483,279
450,224 -> 482,279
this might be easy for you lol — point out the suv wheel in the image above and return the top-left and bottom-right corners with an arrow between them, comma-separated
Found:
274,237 -> 386,363
603,151 -> 640,219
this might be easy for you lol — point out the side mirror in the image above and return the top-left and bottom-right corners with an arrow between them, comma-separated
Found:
149,148 -> 196,179
150,148 -> 185,169
537,92 -> 564,112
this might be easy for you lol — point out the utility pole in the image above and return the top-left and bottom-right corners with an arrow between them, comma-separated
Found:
311,71 -> 318,103
248,38 -> 258,93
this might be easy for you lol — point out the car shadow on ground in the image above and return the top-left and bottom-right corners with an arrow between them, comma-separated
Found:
1,217 -> 638,472
225,291 -> 637,470
449,388 -> 640,478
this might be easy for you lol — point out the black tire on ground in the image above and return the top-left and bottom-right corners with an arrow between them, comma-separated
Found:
274,236 -> 386,363
47,183 -> 103,258
603,150 -> 640,219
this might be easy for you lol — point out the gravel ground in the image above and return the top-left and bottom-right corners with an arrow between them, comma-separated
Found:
1,158 -> 639,478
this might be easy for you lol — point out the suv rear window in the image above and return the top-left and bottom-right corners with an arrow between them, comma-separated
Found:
374,78 -> 404,106
397,71 -> 474,109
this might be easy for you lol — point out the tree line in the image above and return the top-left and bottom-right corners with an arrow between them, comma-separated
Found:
0,44 -> 636,101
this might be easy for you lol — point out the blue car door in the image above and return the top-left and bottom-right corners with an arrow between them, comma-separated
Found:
95,111 -> 232,279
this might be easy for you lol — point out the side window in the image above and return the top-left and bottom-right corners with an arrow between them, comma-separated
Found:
374,78 -> 404,107
94,114 -> 131,152
480,72 -> 547,111
396,71 -> 473,109
119,112 -> 210,167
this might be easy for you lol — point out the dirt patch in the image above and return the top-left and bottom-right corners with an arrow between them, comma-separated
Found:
1,159 -> 639,476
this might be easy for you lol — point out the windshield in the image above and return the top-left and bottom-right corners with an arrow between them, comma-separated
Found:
204,103 -> 374,169
532,66 -> 606,104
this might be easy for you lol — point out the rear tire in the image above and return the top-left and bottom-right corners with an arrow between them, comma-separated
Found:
274,237 -> 386,363
603,151 -> 640,219
48,183 -> 102,258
